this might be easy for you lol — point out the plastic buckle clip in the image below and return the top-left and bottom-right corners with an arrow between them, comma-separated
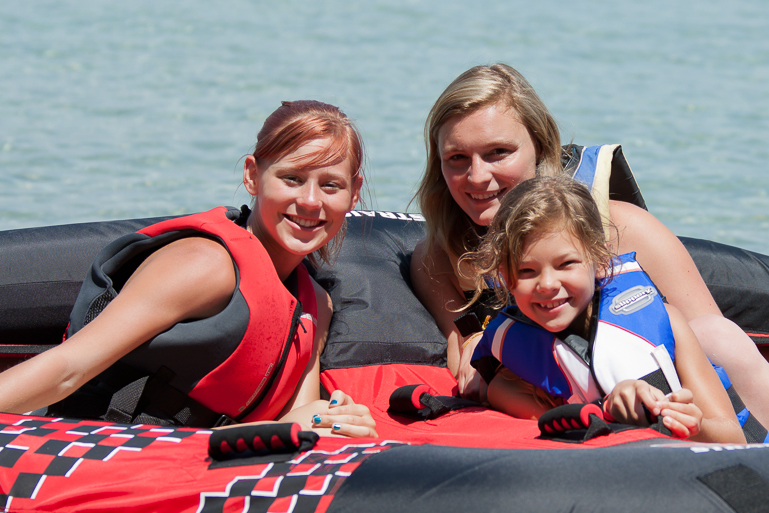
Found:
213,414 -> 237,428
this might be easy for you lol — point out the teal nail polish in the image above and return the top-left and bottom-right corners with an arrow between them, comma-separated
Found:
312,414 -> 321,425
332,423 -> 342,431
329,399 -> 339,406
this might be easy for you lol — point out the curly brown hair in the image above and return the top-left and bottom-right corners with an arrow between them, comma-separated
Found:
461,175 -> 615,309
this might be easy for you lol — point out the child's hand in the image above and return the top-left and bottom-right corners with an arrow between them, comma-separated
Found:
604,379 -> 666,425
310,390 -> 378,438
656,388 -> 703,439
606,381 -> 703,439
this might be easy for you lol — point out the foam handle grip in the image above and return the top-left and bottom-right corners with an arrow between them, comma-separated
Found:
389,384 -> 437,412
538,403 -> 604,435
208,422 -> 318,460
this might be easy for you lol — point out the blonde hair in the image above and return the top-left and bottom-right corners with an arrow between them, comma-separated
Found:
415,63 -> 564,261
463,175 -> 613,308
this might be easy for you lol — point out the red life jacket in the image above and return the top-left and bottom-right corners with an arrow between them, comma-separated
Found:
56,206 -> 316,426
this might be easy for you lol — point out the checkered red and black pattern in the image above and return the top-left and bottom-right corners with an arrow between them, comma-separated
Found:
0,413 -> 402,513
197,441 -> 399,513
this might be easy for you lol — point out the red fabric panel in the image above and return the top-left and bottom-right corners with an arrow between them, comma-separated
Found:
322,365 -> 668,449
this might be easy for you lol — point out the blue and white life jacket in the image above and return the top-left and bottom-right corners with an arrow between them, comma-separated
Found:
471,253 -> 769,442
472,253 -> 676,404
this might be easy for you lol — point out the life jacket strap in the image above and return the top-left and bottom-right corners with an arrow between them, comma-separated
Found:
453,312 -> 483,338
103,364 -> 228,428
725,385 -> 769,443
639,368 -> 673,395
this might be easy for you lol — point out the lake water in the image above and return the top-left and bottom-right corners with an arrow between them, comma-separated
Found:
2,1 -> 768,253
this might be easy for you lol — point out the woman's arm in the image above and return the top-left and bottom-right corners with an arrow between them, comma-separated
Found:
411,239 -> 491,400
411,238 -> 488,401
666,304 -> 745,443
0,237 -> 236,414
609,200 -> 720,321
276,278 -> 331,414
410,239 -> 467,376
610,200 -> 769,427
275,278 -> 377,438
486,367 -> 559,420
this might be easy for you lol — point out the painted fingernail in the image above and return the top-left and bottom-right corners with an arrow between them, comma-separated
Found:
332,423 -> 342,431
312,414 -> 321,425
329,399 -> 339,406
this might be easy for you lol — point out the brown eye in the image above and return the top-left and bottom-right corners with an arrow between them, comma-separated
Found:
488,148 -> 512,160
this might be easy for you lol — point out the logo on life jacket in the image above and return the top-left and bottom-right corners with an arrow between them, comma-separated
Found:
301,312 -> 317,327
240,363 -> 274,412
609,285 -> 657,315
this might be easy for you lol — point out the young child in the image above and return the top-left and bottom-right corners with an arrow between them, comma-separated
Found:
464,175 -> 746,443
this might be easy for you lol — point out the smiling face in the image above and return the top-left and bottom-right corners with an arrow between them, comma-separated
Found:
509,228 -> 597,334
438,102 -> 539,227
244,138 -> 360,276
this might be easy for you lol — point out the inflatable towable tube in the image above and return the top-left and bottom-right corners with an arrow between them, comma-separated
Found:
0,412 -> 406,512
1,411 -> 769,513
3,145 -> 769,511
3,217 -> 769,512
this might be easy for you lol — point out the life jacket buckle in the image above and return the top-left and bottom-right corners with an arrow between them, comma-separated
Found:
213,414 -> 237,428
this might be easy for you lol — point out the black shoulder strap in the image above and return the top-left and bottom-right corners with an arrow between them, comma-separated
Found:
101,363 -> 235,427
724,384 -> 768,443
638,368 -> 673,395
560,334 -> 591,366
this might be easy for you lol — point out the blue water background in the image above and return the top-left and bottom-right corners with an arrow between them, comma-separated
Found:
2,1 -> 768,253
